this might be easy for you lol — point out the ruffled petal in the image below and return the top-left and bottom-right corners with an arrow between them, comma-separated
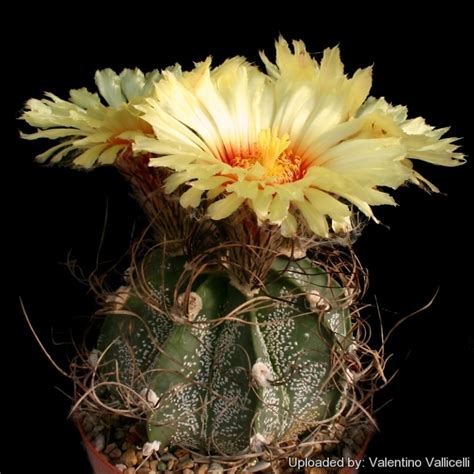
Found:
21,68 -> 160,168
207,194 -> 245,220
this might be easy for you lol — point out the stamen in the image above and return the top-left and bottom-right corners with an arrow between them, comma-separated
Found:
229,129 -> 305,183
257,129 -> 290,169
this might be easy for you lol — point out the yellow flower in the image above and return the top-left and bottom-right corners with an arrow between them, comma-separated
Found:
356,97 -> 464,191
135,38 -> 464,237
21,68 -> 161,168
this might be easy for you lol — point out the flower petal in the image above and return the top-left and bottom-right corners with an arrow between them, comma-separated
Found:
94,69 -> 125,108
304,188 -> 351,221
73,144 -> 108,168
180,186 -> 205,208
296,201 -> 329,236
21,68 -> 157,168
207,193 -> 245,220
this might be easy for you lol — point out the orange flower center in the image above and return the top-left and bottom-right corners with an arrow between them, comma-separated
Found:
229,129 -> 306,183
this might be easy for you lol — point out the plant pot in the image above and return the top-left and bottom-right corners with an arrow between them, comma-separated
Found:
78,422 -> 121,474
78,420 -> 373,474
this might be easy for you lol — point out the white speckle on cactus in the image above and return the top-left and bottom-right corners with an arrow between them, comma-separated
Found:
205,320 -> 257,453
140,387 -> 159,406
119,255 -> 348,454
327,311 -> 342,334
256,286 -> 337,438
306,290 -> 331,311
147,279 -> 173,307
252,360 -> 273,388
250,432 -> 268,452
106,285 -> 173,384
177,291 -> 203,321
142,440 -> 161,456
150,311 -> 220,449
88,349 -> 100,368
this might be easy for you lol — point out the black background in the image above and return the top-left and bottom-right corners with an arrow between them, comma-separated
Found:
5,6 -> 473,474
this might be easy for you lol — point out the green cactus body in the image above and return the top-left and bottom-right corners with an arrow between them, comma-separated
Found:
98,250 -> 351,455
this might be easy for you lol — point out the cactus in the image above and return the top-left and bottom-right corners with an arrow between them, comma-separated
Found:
20,37 -> 463,470
97,248 -> 352,455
